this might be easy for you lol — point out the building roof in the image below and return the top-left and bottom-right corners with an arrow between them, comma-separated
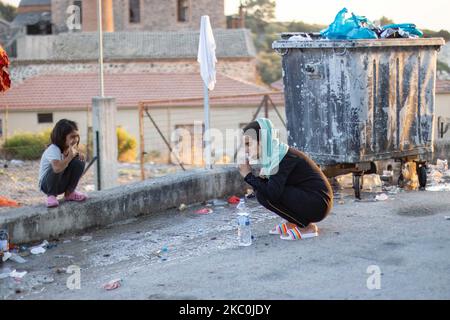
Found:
437,79 -> 450,94
16,29 -> 257,60
11,11 -> 51,27
18,0 -> 51,6
0,73 -> 284,111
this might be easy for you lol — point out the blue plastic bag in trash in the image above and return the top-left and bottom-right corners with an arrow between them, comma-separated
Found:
320,8 -> 378,40
382,23 -> 423,37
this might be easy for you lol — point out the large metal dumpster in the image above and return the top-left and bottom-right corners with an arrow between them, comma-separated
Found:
273,35 -> 445,197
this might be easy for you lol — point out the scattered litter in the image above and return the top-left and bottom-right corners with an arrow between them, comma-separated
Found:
210,199 -> 228,206
338,200 -> 345,205
436,159 -> 448,171
195,208 -> 213,215
30,247 -> 46,255
9,270 -> 27,279
54,255 -> 74,259
0,268 -> 13,279
245,189 -> 256,199
29,240 -> 48,255
426,184 -> 450,192
334,173 -> 382,191
2,251 -> 12,262
375,193 -> 389,201
83,184 -> 95,192
2,252 -> 27,264
444,216 -> 450,220
103,279 -> 122,291
0,230 -> 9,255
80,236 -> 92,242
384,185 -> 400,194
228,196 -> 240,204
55,268 -> 67,274
288,33 -> 312,41
178,203 -> 187,211
46,243 -> 57,250
0,196 -> 20,208
10,159 -> 24,166
36,275 -> 54,284
63,240 -> 72,244
157,247 -> 169,261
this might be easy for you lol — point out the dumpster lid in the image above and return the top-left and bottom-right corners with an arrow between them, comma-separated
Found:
273,34 -> 445,49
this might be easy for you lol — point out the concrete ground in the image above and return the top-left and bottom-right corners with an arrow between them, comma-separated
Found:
1,188 -> 449,300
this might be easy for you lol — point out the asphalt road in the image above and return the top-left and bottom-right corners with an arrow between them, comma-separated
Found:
1,188 -> 449,300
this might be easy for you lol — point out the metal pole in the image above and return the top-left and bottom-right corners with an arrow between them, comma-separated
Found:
97,0 -> 105,97
139,103 -> 145,180
267,95 -> 286,128
144,109 -> 186,171
96,131 -> 101,190
204,83 -> 212,169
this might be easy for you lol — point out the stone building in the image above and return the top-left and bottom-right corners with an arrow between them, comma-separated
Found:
9,0 -> 257,84
14,0 -> 226,34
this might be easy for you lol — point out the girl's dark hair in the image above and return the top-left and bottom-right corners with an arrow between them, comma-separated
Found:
51,119 -> 79,152
242,121 -> 261,144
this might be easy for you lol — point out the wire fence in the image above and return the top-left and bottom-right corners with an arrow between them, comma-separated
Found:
0,143 -> 48,161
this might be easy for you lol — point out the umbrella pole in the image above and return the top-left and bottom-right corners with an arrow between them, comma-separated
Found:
204,83 -> 212,169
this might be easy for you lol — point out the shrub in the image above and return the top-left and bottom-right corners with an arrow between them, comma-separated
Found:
117,126 -> 137,162
1,129 -> 51,160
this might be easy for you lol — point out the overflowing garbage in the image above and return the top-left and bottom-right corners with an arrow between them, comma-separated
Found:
427,159 -> 450,191
334,173 -> 382,191
319,8 -> 423,40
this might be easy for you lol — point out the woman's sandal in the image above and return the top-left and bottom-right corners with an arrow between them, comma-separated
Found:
280,226 -> 319,241
268,223 -> 289,235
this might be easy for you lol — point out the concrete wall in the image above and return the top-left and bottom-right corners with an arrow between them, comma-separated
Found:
14,29 -> 256,61
0,165 -> 247,244
10,59 -> 258,84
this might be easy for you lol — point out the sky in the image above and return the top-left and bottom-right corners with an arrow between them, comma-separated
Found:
227,0 -> 450,31
3,0 -> 449,31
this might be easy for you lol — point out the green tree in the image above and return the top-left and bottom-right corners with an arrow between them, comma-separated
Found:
0,2 -> 17,22
244,0 -> 276,35
379,16 -> 395,26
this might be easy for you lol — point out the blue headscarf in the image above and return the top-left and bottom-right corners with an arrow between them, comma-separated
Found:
256,118 -> 289,176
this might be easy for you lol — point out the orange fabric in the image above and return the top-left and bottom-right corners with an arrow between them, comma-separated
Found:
0,196 -> 20,207
0,45 -> 10,92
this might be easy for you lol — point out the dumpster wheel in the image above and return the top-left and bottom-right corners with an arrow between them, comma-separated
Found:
352,172 -> 363,200
417,164 -> 427,190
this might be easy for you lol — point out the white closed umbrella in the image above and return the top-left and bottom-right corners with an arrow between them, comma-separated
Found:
197,15 -> 217,169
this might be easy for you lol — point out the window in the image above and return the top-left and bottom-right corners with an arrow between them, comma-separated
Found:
129,0 -> 140,23
177,0 -> 189,22
73,0 -> 83,25
26,22 -> 52,35
37,113 -> 53,124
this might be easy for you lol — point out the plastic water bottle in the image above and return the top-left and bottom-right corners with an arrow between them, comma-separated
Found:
236,198 -> 252,246
0,229 -> 9,258
158,246 -> 168,261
